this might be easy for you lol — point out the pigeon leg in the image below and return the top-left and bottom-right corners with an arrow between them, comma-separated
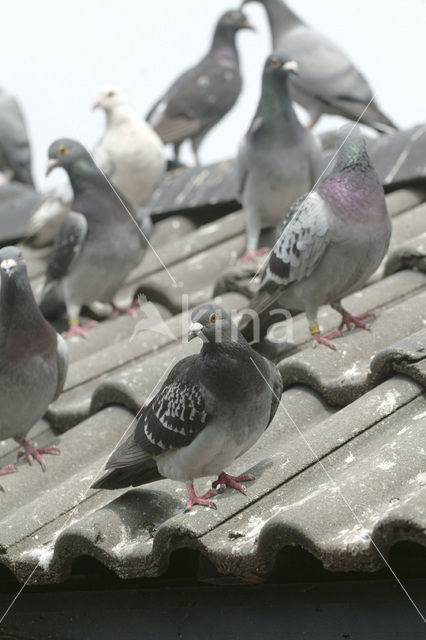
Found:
62,319 -> 98,339
110,300 -> 138,317
238,247 -> 270,263
330,301 -> 373,332
211,471 -> 255,495
184,481 -> 216,511
0,464 -> 17,492
18,440 -> 60,471
309,319 -> 337,350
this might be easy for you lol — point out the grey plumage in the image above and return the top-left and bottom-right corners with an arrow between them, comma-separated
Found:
40,138 -> 149,334
0,246 -> 68,474
236,53 -> 322,257
93,304 -> 283,511
240,125 -> 392,347
0,88 -> 34,186
146,10 -> 254,165
242,0 -> 396,132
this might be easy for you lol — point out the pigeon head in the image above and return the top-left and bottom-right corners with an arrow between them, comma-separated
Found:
188,304 -> 237,344
46,138 -> 94,177
333,124 -> 372,173
92,84 -> 126,112
214,9 -> 254,43
0,246 -> 26,281
263,52 -> 298,79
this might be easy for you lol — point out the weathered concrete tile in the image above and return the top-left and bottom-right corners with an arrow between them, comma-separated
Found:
384,232 -> 426,276
278,290 -> 426,405
201,386 -> 426,576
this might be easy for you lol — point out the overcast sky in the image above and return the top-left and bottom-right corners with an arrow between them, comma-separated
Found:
2,0 -> 426,188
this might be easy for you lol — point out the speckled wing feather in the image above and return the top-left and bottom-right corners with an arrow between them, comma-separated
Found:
43,211 -> 88,287
247,192 -> 330,317
147,53 -> 241,144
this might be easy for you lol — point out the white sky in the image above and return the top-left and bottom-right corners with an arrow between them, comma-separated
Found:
2,0 -> 426,188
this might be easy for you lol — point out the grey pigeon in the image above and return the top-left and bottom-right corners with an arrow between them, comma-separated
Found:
146,10 -> 254,166
92,303 -> 283,511
239,125 -> 392,348
236,52 -> 322,262
93,85 -> 166,206
0,88 -> 34,186
242,0 -> 396,132
0,246 -> 68,483
40,139 -> 150,338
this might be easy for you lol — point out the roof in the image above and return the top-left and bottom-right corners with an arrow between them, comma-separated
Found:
0,129 -> 425,587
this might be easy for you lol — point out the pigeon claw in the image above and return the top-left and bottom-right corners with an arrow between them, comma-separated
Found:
338,311 -> 373,332
110,300 -> 138,317
0,464 -> 18,476
212,472 -> 255,495
18,441 -> 60,472
185,482 -> 217,511
62,320 -> 98,339
312,332 -> 337,350
238,248 -> 270,263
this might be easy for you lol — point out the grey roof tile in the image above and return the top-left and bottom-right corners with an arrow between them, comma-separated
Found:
385,232 -> 426,277
1,184 -> 426,586
278,290 -> 426,405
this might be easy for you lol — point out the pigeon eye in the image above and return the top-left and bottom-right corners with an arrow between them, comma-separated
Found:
270,57 -> 280,68
209,313 -> 217,324
58,144 -> 68,156
107,90 -> 116,98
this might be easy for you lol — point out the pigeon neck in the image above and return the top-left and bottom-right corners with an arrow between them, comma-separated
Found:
211,27 -> 239,58
0,273 -> 54,356
261,0 -> 302,46
257,73 -> 300,134
319,161 -> 385,222
106,103 -> 138,127
68,158 -> 105,193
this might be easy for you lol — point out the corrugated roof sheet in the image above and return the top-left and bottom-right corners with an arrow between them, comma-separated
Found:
0,149 -> 425,587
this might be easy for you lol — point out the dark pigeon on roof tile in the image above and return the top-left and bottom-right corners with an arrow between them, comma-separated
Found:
236,52 -> 322,261
39,138 -> 151,338
146,10 -> 254,166
240,124 -> 392,348
0,246 -> 68,482
242,0 -> 396,133
0,87 -> 34,186
92,303 -> 283,512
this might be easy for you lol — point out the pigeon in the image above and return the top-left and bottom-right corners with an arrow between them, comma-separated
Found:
40,138 -> 151,338
0,246 -> 68,483
146,9 -> 254,166
236,53 -> 322,262
93,85 -> 166,206
242,0 -> 397,132
92,303 -> 283,511
0,88 -> 34,186
239,124 -> 392,348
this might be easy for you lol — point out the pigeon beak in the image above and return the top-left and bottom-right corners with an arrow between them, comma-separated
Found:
282,60 -> 299,75
243,19 -> 256,31
45,158 -> 59,177
188,322 -> 203,342
92,98 -> 101,110
0,258 -> 17,277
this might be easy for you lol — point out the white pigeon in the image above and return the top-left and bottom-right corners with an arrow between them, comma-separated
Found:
93,85 -> 166,206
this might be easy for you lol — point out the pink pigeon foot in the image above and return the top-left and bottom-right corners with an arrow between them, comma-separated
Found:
338,310 -> 372,332
312,331 -> 337,350
18,440 -> 60,471
110,300 -> 138,317
185,481 -> 217,512
0,464 -> 18,491
62,320 -> 98,339
238,247 -> 270,263
211,471 -> 255,495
